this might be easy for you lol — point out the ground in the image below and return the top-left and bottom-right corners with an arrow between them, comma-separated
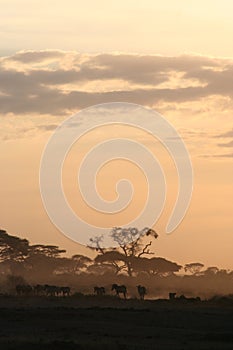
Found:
0,296 -> 233,349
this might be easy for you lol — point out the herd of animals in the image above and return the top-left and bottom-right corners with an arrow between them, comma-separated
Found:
95,284 -> 146,300
15,283 -> 201,301
16,284 -> 71,297
15,284 -> 147,299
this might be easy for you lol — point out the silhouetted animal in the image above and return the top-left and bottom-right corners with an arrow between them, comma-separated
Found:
178,294 -> 201,302
169,292 -> 176,300
111,284 -> 127,299
33,284 -> 45,295
33,284 -> 71,297
60,286 -> 70,296
137,285 -> 146,300
43,285 -> 71,297
94,286 -> 105,296
16,284 -> 33,296
44,285 -> 58,297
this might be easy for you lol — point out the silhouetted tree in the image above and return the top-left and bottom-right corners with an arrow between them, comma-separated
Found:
131,256 -> 182,276
29,244 -> 66,258
91,227 -> 158,276
0,229 -> 30,274
71,254 -> 92,272
23,244 -> 67,278
57,254 -> 93,275
184,262 -> 204,275
86,262 -> 116,275
95,251 -> 127,275
203,266 -> 219,276
0,229 -> 30,262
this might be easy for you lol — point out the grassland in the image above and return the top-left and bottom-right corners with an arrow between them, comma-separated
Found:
0,295 -> 233,349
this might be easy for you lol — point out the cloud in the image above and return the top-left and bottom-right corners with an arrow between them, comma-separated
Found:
7,50 -> 66,63
91,53 -> 222,85
0,51 -> 233,115
201,153 -> 233,158
37,124 -> 58,131
215,129 -> 233,138
214,129 -> 233,150
0,119 -> 59,142
218,140 -> 233,147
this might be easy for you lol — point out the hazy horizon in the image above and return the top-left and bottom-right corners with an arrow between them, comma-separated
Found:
0,1 -> 232,269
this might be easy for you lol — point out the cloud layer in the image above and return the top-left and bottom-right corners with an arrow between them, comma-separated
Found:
0,50 -> 232,158
0,50 -> 233,115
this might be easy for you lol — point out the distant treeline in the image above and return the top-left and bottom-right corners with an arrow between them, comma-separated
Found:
0,228 -> 233,298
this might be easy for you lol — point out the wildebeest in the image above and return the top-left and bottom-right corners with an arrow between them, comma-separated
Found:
111,284 -> 127,299
94,286 -> 105,296
137,285 -> 147,300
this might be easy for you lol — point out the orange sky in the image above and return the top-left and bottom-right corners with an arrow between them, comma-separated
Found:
0,1 -> 232,269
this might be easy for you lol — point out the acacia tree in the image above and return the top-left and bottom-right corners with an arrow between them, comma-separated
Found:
29,244 -> 66,258
184,262 -> 204,275
90,227 -> 158,276
0,229 -> 30,274
0,229 -> 30,262
95,251 -> 128,275
53,255 -> 93,275
204,266 -> 219,275
71,254 -> 92,274
130,256 -> 182,276
25,244 -> 67,278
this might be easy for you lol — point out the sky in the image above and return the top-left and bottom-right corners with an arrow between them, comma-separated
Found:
0,1 -> 232,269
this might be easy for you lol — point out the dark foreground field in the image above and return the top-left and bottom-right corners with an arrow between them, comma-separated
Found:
0,296 -> 233,349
